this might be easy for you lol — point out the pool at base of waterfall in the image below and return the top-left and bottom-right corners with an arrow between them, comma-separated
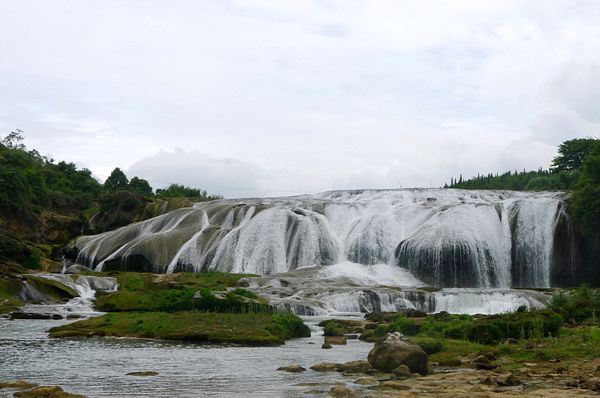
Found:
0,317 -> 371,398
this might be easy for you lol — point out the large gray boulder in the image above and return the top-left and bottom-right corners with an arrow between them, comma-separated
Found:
367,332 -> 428,375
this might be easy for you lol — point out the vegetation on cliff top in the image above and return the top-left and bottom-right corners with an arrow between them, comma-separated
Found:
0,130 -> 222,268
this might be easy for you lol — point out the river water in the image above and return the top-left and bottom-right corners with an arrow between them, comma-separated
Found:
0,316 -> 372,398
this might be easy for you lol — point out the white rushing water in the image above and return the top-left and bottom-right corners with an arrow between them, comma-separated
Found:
72,189 -> 569,289
18,274 -> 118,318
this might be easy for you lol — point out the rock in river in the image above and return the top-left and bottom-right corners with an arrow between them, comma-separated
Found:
367,332 -> 428,375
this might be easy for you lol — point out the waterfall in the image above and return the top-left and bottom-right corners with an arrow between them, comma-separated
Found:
18,274 -> 118,318
70,189 -> 571,289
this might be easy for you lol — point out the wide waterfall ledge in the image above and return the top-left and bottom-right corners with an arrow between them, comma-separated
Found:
67,189 -> 577,291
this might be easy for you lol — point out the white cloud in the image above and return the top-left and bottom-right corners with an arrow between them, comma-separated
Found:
1,1 -> 599,197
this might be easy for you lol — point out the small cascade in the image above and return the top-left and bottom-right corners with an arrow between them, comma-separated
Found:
17,274 -> 118,318
240,264 -> 550,316
68,189 -> 572,289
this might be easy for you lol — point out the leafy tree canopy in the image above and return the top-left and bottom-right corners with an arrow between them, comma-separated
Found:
103,167 -> 129,191
552,138 -> 600,173
128,177 -> 153,196
156,183 -> 222,201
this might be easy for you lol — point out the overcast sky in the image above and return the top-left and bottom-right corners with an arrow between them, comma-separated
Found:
1,1 -> 599,197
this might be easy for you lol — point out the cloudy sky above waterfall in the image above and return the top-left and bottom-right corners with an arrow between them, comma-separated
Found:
1,1 -> 600,197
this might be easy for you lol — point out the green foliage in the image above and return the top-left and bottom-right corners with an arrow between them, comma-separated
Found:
95,272 -> 262,313
322,321 -> 346,336
550,286 -> 600,324
552,138 -> 599,173
571,143 -> 600,255
267,313 -> 311,339
0,134 -> 101,219
418,313 -> 472,340
466,310 -> 563,344
156,183 -> 222,201
91,190 -> 149,232
128,176 -> 153,196
417,339 -> 444,355
49,311 -> 307,345
447,169 -> 576,191
103,167 -> 129,191
375,315 -> 421,336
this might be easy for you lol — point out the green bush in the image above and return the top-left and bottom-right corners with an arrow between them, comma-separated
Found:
374,316 -> 421,337
323,322 -> 345,336
467,311 -> 563,344
418,340 -> 444,355
550,286 -> 600,325
268,314 -> 311,339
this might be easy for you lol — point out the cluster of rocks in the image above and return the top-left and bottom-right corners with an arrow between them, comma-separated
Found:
0,381 -> 85,398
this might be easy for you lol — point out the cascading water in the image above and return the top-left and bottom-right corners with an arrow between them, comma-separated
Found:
70,189 -> 570,287
66,189 -> 573,315
18,274 -> 118,318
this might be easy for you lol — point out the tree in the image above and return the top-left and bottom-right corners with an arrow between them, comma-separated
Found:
104,167 -> 129,191
551,138 -> 600,173
155,183 -> 222,201
571,143 -> 600,241
1,129 -> 25,150
129,177 -> 153,196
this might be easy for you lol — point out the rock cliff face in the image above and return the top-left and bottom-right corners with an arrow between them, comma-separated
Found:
67,189 -> 578,289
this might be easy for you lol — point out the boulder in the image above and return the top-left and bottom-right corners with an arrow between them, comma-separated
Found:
329,385 -> 354,397
474,355 -> 498,370
322,343 -> 333,349
476,350 -> 499,360
14,386 -> 85,398
324,335 -> 347,345
310,363 -> 341,372
338,361 -> 374,374
63,264 -> 92,274
276,365 -> 306,373
367,332 -> 428,375
379,381 -> 411,390
392,364 -> 412,377
126,371 -> 159,377
496,373 -> 521,387
353,377 -> 378,385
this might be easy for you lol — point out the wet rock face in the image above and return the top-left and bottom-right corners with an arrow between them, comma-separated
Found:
69,189 -> 571,289
367,332 -> 428,375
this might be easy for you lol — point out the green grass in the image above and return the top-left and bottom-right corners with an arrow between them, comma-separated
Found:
49,311 -> 309,346
95,272 -> 262,313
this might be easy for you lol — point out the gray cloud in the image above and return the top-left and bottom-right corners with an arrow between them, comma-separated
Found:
127,149 -> 267,198
1,1 -> 600,197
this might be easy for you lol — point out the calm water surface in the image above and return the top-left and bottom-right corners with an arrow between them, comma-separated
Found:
0,317 -> 372,397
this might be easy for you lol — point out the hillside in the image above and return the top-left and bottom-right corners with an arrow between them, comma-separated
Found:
0,131 -> 220,272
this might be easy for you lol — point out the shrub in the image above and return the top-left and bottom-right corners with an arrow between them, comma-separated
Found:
374,316 -> 421,337
323,322 -> 345,336
268,314 -> 311,339
550,286 -> 600,325
418,340 -> 444,355
467,311 -> 563,344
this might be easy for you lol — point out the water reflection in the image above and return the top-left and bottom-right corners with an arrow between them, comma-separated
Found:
0,317 -> 371,397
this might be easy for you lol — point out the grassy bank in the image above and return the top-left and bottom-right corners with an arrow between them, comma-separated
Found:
49,312 -> 309,346
48,271 -> 310,346
92,272 -> 274,314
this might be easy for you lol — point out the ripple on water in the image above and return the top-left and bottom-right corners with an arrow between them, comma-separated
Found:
0,317 -> 372,397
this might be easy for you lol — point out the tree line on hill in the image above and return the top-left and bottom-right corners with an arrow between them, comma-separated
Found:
0,130 -> 222,269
